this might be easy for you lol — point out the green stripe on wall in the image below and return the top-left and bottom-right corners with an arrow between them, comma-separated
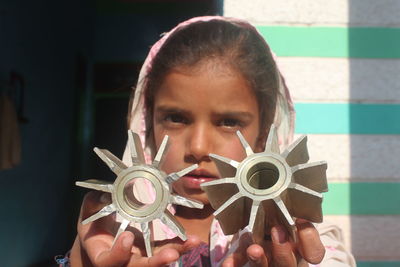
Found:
295,103 -> 400,134
257,26 -> 400,58
323,183 -> 400,215
358,262 -> 400,267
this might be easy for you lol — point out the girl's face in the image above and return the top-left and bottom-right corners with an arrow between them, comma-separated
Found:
152,61 -> 264,204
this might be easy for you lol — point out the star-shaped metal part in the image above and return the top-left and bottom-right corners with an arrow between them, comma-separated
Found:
76,131 -> 203,256
201,125 -> 328,243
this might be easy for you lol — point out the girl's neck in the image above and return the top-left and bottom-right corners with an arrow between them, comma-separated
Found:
175,204 -> 215,244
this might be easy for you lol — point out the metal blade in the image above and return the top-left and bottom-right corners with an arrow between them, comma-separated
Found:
94,147 -> 127,175
82,203 -> 116,225
141,221 -> 153,257
169,194 -> 204,209
273,196 -> 295,226
248,200 -> 266,244
75,179 -> 113,193
160,209 -> 186,241
237,131 -> 254,156
291,161 -> 328,193
209,153 -> 239,178
248,200 -> 261,232
273,196 -> 297,241
264,124 -> 280,154
287,184 -> 323,223
281,135 -> 309,167
165,164 -> 198,185
213,193 -> 246,235
113,219 -> 130,247
128,130 -> 146,164
152,135 -> 169,168
214,192 -> 242,216
201,177 -> 236,187
288,183 -> 322,198
201,178 -> 238,209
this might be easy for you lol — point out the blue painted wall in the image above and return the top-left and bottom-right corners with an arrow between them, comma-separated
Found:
0,0 -> 93,266
0,1 -> 219,266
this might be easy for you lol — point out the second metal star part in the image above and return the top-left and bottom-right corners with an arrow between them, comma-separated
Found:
201,125 -> 328,243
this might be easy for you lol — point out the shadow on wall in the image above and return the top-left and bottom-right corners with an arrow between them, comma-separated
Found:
0,0 -> 223,266
0,0 -> 93,266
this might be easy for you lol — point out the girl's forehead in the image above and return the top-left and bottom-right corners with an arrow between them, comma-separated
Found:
153,63 -> 259,114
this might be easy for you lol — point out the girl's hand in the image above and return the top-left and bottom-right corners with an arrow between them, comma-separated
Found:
221,220 -> 325,267
70,191 -> 201,267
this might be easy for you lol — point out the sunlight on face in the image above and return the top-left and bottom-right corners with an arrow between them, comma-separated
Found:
152,61 -> 262,204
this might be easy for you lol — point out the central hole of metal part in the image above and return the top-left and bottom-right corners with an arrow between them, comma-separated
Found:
123,178 -> 156,210
247,162 -> 279,190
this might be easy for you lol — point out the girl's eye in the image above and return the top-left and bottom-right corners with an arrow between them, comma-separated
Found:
164,113 -> 187,124
219,118 -> 241,128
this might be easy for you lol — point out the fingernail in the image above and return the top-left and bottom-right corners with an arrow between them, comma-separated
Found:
272,226 -> 287,244
122,235 -> 133,251
248,255 -> 260,263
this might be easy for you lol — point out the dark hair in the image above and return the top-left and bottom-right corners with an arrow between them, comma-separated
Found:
144,19 -> 278,136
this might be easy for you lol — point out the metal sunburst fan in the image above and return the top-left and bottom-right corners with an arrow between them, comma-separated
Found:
76,131 -> 203,256
201,125 -> 328,243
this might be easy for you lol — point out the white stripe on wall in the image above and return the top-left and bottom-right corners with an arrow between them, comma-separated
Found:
277,58 -> 400,103
294,134 -> 400,181
224,0 -> 400,26
324,215 -> 400,260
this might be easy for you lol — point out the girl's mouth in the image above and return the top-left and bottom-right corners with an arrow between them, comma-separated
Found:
181,170 -> 218,189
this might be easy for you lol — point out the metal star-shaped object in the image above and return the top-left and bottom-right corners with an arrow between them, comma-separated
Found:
76,131 -> 203,256
201,125 -> 328,243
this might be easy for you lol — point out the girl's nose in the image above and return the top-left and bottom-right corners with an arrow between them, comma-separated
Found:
187,124 -> 213,162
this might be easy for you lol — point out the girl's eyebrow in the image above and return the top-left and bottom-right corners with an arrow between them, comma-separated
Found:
154,106 -> 188,114
215,111 -> 254,120
154,105 -> 255,120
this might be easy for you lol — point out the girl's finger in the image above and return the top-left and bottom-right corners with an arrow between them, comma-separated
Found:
140,248 -> 180,267
93,231 -> 134,267
246,244 -> 269,267
296,220 -> 325,264
153,235 -> 201,255
79,192 -> 111,223
221,231 -> 253,267
222,253 -> 247,267
270,226 -> 297,267
78,191 -> 133,267
123,248 -> 180,267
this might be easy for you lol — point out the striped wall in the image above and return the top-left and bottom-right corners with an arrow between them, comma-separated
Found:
224,0 -> 400,265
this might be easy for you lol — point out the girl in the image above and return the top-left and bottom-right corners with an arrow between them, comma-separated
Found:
70,16 -> 355,267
